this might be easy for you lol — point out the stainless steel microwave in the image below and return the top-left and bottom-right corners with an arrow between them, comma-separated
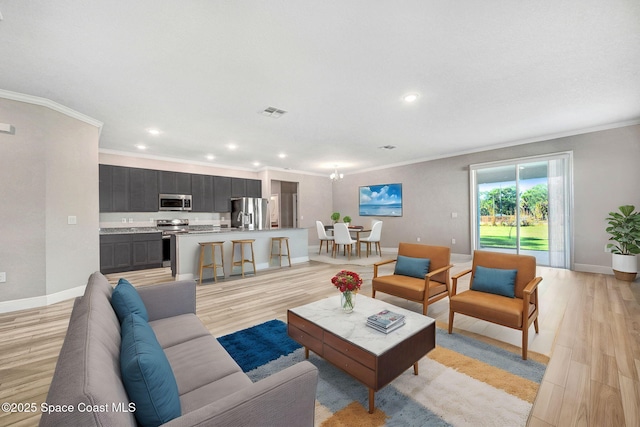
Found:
159,194 -> 192,211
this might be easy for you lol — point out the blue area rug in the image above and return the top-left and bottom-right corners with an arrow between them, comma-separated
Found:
217,319 -> 301,371
218,320 -> 548,426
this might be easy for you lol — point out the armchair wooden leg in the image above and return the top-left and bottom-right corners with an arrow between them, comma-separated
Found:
522,325 -> 529,360
372,288 -> 376,298
448,311 -> 454,334
534,317 -> 539,333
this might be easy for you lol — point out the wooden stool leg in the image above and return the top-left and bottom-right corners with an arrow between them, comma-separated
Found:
250,242 -> 256,274
285,238 -> 291,267
198,245 -> 206,284
240,243 -> 245,277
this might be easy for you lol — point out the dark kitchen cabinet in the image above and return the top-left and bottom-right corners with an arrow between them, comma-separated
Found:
159,171 -> 191,195
132,233 -> 163,268
100,232 -> 162,274
99,165 -> 130,212
246,179 -> 262,197
100,234 -> 133,273
129,168 -> 158,212
231,177 -> 246,197
191,174 -> 214,212
213,176 -> 231,212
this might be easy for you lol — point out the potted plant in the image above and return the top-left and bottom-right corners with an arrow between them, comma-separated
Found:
606,205 -> 640,281
331,212 -> 340,224
343,216 -> 352,227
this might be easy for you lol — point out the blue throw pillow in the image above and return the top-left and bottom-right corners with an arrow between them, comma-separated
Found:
394,255 -> 431,279
471,265 -> 518,298
120,313 -> 181,427
111,278 -> 148,323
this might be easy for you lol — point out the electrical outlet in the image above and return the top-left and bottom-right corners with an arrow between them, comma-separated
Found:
451,238 -> 456,244
416,237 -> 421,242
67,215 -> 77,225
121,218 -> 127,223
0,272 -> 6,283
128,218 -> 133,223
451,212 -> 458,218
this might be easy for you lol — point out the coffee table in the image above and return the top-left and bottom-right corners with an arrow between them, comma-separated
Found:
287,294 -> 436,413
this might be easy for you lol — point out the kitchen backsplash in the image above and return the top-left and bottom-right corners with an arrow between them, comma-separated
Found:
99,211 -> 231,229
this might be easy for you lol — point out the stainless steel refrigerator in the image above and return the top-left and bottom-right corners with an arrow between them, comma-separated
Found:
231,197 -> 269,230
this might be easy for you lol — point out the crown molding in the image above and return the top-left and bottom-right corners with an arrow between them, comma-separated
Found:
0,89 -> 103,131
351,119 -> 640,175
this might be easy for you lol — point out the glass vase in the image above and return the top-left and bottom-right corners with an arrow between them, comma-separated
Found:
341,291 -> 356,313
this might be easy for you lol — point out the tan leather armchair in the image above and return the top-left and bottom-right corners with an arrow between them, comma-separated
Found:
448,250 -> 542,360
372,243 -> 453,315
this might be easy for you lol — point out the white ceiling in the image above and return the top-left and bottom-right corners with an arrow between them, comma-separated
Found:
1,1 -> 639,176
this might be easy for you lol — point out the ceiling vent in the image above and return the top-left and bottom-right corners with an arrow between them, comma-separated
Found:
379,145 -> 396,150
260,106 -> 287,118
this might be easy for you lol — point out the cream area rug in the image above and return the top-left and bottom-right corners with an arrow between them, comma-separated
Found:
218,320 -> 548,427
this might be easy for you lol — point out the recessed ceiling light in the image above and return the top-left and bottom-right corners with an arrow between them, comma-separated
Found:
253,161 -> 260,167
147,128 -> 161,135
403,93 -> 420,103
206,154 -> 215,161
135,144 -> 147,150
278,153 -> 286,159
227,143 -> 237,150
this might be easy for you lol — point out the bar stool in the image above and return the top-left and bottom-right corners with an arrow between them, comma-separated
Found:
197,241 -> 225,284
231,239 -> 256,277
270,237 -> 291,267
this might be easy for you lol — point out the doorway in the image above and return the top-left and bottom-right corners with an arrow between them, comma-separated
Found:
470,152 -> 572,268
270,180 -> 298,229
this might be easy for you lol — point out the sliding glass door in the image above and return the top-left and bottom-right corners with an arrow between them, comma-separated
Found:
470,153 -> 572,268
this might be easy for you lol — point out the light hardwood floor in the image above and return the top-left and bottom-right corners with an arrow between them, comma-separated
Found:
0,257 -> 638,426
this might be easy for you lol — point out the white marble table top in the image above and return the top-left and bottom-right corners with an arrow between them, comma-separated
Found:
289,294 -> 435,356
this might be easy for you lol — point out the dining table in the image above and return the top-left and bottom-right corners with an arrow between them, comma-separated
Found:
324,225 -> 371,257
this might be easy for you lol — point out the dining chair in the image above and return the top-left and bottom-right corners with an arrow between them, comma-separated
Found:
315,220 -> 334,254
359,220 -> 383,257
332,223 -> 357,260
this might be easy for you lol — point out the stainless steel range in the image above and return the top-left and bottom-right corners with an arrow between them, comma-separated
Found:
157,219 -> 189,266
157,219 -> 190,236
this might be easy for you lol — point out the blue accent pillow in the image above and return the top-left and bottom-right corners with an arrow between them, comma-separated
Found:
471,266 -> 518,298
112,278 -> 148,323
394,255 -> 431,279
120,313 -> 181,427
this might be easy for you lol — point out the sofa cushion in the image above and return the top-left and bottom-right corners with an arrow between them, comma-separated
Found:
149,313 -> 212,349
112,278 -> 149,323
394,255 -> 430,279
120,313 -> 181,427
471,266 -> 518,298
163,334 -> 249,397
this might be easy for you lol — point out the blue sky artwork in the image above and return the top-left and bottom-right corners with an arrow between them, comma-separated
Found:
359,183 -> 403,217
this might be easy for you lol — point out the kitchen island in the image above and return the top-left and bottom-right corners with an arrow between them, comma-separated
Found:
172,228 -> 309,281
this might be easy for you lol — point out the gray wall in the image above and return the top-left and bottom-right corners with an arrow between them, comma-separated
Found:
332,125 -> 640,272
0,97 -> 100,304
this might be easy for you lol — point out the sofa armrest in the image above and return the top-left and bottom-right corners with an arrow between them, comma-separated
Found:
450,268 -> 472,296
373,258 -> 397,278
137,280 -> 197,321
162,361 -> 319,427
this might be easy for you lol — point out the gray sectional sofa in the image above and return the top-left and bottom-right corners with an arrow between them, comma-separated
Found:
40,272 -> 318,427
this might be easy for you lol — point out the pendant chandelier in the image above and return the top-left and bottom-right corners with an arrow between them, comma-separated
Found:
329,166 -> 344,182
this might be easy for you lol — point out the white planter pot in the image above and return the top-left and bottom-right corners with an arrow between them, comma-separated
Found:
612,253 -> 638,281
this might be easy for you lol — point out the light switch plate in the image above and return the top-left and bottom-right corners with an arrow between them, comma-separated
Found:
68,216 -> 77,225
0,272 -> 6,283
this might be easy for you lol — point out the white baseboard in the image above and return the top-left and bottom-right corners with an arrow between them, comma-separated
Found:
0,285 -> 86,314
573,263 -> 613,275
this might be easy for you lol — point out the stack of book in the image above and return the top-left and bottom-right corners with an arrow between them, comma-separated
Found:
366,309 -> 406,334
